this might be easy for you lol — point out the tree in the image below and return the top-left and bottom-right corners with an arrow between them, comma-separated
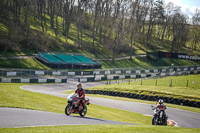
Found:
92,0 -> 101,51
171,12 -> 188,52
161,2 -> 179,42
146,0 -> 164,42
76,0 -> 86,48
63,0 -> 75,37
191,9 -> 200,51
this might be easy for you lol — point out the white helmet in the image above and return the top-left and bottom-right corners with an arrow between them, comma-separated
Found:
76,82 -> 82,87
158,99 -> 164,104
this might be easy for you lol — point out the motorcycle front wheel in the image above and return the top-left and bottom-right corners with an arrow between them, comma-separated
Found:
65,104 -> 71,116
152,117 -> 156,125
79,106 -> 87,117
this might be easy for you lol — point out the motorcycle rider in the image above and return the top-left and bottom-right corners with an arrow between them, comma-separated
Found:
75,82 -> 85,110
156,99 -> 167,122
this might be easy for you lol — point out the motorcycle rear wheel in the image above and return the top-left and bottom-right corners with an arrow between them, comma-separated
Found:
65,104 -> 71,116
79,106 -> 87,117
163,118 -> 167,126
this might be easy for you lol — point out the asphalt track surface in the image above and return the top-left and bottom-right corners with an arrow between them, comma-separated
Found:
0,107 -> 133,128
1,81 -> 200,128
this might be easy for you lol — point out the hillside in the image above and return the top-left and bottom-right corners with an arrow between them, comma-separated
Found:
0,0 -> 200,69
0,14 -> 176,58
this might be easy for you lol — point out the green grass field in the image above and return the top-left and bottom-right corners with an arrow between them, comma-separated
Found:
88,75 -> 200,102
0,83 -> 200,132
1,125 -> 200,133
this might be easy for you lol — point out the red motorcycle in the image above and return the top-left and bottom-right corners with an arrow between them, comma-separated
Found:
65,93 -> 90,117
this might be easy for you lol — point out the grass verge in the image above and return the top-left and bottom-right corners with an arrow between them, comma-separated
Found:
88,75 -> 200,102
1,125 -> 200,133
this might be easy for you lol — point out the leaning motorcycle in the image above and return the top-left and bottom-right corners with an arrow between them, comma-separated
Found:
151,106 -> 168,126
65,93 -> 90,117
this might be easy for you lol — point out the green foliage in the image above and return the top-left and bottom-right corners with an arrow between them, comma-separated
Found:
0,23 -> 8,33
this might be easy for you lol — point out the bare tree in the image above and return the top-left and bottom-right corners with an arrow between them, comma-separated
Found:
63,0 -> 75,37
161,2 -> 179,42
191,9 -> 200,51
171,12 -> 188,52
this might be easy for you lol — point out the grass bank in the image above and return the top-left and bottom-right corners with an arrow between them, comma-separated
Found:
0,58 -> 50,69
101,58 -> 200,69
88,75 -> 200,102
0,57 -> 200,70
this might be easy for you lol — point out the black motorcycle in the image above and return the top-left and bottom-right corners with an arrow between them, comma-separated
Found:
151,106 -> 168,126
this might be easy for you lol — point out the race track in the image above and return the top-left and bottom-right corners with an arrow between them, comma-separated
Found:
0,107 -> 133,128
20,82 -> 200,128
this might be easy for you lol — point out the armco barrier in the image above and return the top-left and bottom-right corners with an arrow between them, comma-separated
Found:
85,90 -> 200,108
78,70 -> 200,82
1,66 -> 200,77
0,78 -> 67,83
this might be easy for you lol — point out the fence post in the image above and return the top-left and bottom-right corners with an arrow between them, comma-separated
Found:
186,80 -> 189,87
170,79 -> 173,87
141,80 -> 143,86
156,79 -> 157,86
129,79 -> 130,85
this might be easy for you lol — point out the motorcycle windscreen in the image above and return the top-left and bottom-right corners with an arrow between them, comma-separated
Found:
67,93 -> 78,101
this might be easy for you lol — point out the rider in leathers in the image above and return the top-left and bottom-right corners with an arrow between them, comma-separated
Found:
156,99 -> 167,122
75,83 -> 85,110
